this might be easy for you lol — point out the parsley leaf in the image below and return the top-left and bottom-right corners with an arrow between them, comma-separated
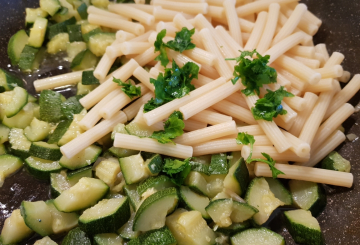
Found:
162,158 -> 192,185
249,153 -> 284,178
166,27 -> 196,53
151,111 -> 185,144
113,78 -> 141,99
144,61 -> 198,112
154,28 -> 196,67
236,132 -> 255,163
251,86 -> 294,121
226,49 -> 277,96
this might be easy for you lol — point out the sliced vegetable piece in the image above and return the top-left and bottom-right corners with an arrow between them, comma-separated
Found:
25,156 -> 62,180
61,95 -> 84,120
109,146 -> 139,158
7,30 -> 29,66
223,157 -> 249,197
24,118 -> 51,142
66,41 -> 87,62
71,49 -> 99,71
117,212 -> 141,240
124,184 -> 142,211
47,120 -> 72,144
67,166 -> 93,186
128,226 -> 176,245
0,68 -> 24,91
0,86 -> 28,118
29,141 -> 62,161
39,90 -> 64,123
40,0 -> 61,16
189,155 -> 210,175
120,153 -> 149,185
28,17 -> 48,48
67,24 -> 83,42
8,128 -> 31,159
88,32 -> 116,56
145,153 -> 163,176
18,45 -> 39,72
137,175 -> 175,196
321,151 -> 351,172
50,170 -> 71,198
47,33 -> 69,54
47,17 -> 77,39
2,102 -> 37,129
59,144 -> 102,170
216,221 -> 251,236
94,233 -> 123,245
46,199 -> 78,234
265,177 -> 293,206
184,171 -> 208,196
230,227 -> 285,245
95,159 -> 120,187
82,70 -> 100,85
62,227 -> 91,245
20,200 -> 53,236
231,201 -> 258,223
25,8 -> 48,25
179,185 -> 210,219
34,236 -> 58,245
0,124 -> 10,144
0,209 -> 33,244
208,153 -> 229,175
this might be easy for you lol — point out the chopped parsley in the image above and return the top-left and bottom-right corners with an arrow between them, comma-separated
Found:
226,49 -> 277,96
249,153 -> 284,179
154,28 -> 196,67
143,60 -> 198,112
151,111 -> 185,144
162,157 -> 191,185
113,78 -> 141,99
251,86 -> 294,121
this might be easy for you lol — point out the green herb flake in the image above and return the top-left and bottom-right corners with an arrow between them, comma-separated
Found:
151,111 -> 185,144
162,158 -> 191,185
226,49 -> 277,96
251,86 -> 294,121
236,132 -> 255,163
154,29 -> 169,67
113,78 -> 141,99
249,153 -> 284,178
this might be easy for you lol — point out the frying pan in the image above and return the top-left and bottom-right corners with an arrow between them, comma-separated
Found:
0,0 -> 359,244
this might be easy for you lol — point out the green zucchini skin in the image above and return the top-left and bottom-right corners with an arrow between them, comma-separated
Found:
62,227 -> 92,245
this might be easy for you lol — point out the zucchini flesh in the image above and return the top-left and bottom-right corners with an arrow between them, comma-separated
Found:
66,41 -> 87,62
205,198 -> 233,227
40,0 -> 61,16
67,166 -> 93,186
230,201 -> 258,223
25,156 -> 62,180
25,8 -> 48,25
223,157 -> 249,197
70,49 -> 99,71
54,177 -> 109,212
125,122 -> 154,137
47,120 -> 72,144
95,160 -> 121,187
50,170 -> 71,198
24,117 -> 51,142
179,185 -> 210,219
265,177 -> 293,206
120,153 -> 149,185
88,32 -> 116,57
0,124 -> 10,144
184,171 -> 208,196
2,102 -> 36,129
109,146 -> 139,158
47,33 -> 70,54
322,151 -> 351,172
59,144 -> 102,170
79,197 -> 130,234
124,184 -> 142,211
208,153 -> 229,175
230,227 -> 285,245
0,68 -> 24,91
18,45 -> 39,72
0,154 -> 22,187
137,175 -> 175,196
0,144 -> 6,155
82,70 -> 100,85
46,199 -> 78,234
94,233 -> 123,245
39,90 -> 64,123
127,226 -> 176,245
0,209 -> 33,244
34,236 -> 58,245
20,200 -> 53,236
8,128 -> 32,159
62,227 -> 91,245
0,87 -> 28,118
28,17 -> 48,48
29,141 -> 62,161
7,30 -> 29,66
118,212 -> 141,240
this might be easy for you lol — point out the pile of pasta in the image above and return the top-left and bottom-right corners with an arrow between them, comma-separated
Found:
34,0 -> 358,188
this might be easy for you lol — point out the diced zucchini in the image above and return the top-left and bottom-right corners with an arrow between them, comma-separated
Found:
77,3 -> 88,20
54,177 -> 109,212
58,113 -> 85,145
18,45 -> 39,72
0,144 -> 7,155
67,166 -> 93,186
117,212 -> 141,240
67,24 -> 83,42
47,17 -> 77,40
59,144 -> 102,170
137,175 -> 175,196
111,123 -> 128,140
146,154 -> 163,176
50,170 -> 71,198
223,157 -> 249,197
94,233 -> 123,245
29,141 -> 62,161
24,118 -> 51,142
0,68 -> 24,91
32,47 -> 46,71
34,236 -> 58,245
7,30 -> 29,66
40,0 -> 61,16
125,122 -> 154,137
95,160 -> 121,187
47,33 -> 70,54
46,199 -> 78,234
77,82 -> 98,95
216,221 -> 251,236
231,201 -> 258,223
124,184 -> 142,211
39,90 -> 64,123
109,147 -> 139,158
91,0 -> 110,8
20,200 -> 53,236
166,209 -> 216,245
128,226 -> 176,245
47,120 -> 72,144
179,185 -> 210,219
0,86 -> 28,118
321,151 -> 351,172
81,26 -> 101,42
230,227 -> 285,245
61,95 -> 84,120
2,102 -> 37,129
89,32 -> 116,57
245,177 -> 284,226
0,154 -> 23,187
82,70 -> 100,85
203,174 -> 226,198
26,8 -> 48,25
62,227 -> 91,245
265,177 -> 293,206
205,198 -> 233,227
66,41 -> 87,62
71,49 -> 99,71
79,197 -> 130,234
133,187 -> 179,232
189,155 -> 210,175
8,128 -> 31,159
0,124 -> 10,144
0,209 -> 33,244
120,153 -> 150,185
52,7 -> 75,23
208,153 -> 229,175
289,180 -> 326,217
28,17 -> 48,48
284,209 -> 324,245
25,156 -> 62,180
184,171 -> 208,196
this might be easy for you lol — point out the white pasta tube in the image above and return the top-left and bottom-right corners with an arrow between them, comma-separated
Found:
273,116 -> 295,131
61,111 -> 128,159
174,120 -> 238,145
314,52 -> 327,67
93,53 -> 116,81
272,65 -> 306,92
79,89 -> 123,131
143,77 -> 227,126
314,43 -> 330,61
156,21 -> 179,37
254,161 -> 353,188
214,26 -> 243,56
183,48 -> 217,67
87,6 -> 130,21
120,42 -> 152,55
288,55 -> 320,69
243,94 -> 291,153
264,32 -> 306,65
324,75 -> 360,120
241,145 -> 309,162
190,109 -> 232,125
133,47 -> 159,67
206,5 -> 225,19
114,133 -> 193,159
208,0 -> 226,6
299,90 -> 336,145
280,130 -> 310,158
80,59 -> 139,109
223,0 -> 242,45
192,135 -> 271,156
152,0 -> 208,15
274,72 -> 292,88
297,130 -> 346,167
283,95 -> 306,112
199,64 -> 220,79
244,11 -> 267,51
306,78 -> 335,93
199,28 -> 233,79
184,119 -> 207,132
314,65 -> 343,79
212,100 -> 257,125
133,67 -> 156,92
225,92 -> 248,108
273,55 -> 321,84
180,81 -> 242,120
239,18 -> 255,33
236,0 -> 299,17
256,3 -> 280,54
34,70 -> 83,91
339,71 -> 351,83
123,92 -> 154,121
272,4 -> 307,45
108,4 -> 155,25
277,101 -> 297,124
125,3 -> 155,14
166,49 -> 202,71
191,74 -> 213,88
88,14 -> 144,35
237,125 -> 264,136
287,45 -> 315,58
311,103 -> 355,151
